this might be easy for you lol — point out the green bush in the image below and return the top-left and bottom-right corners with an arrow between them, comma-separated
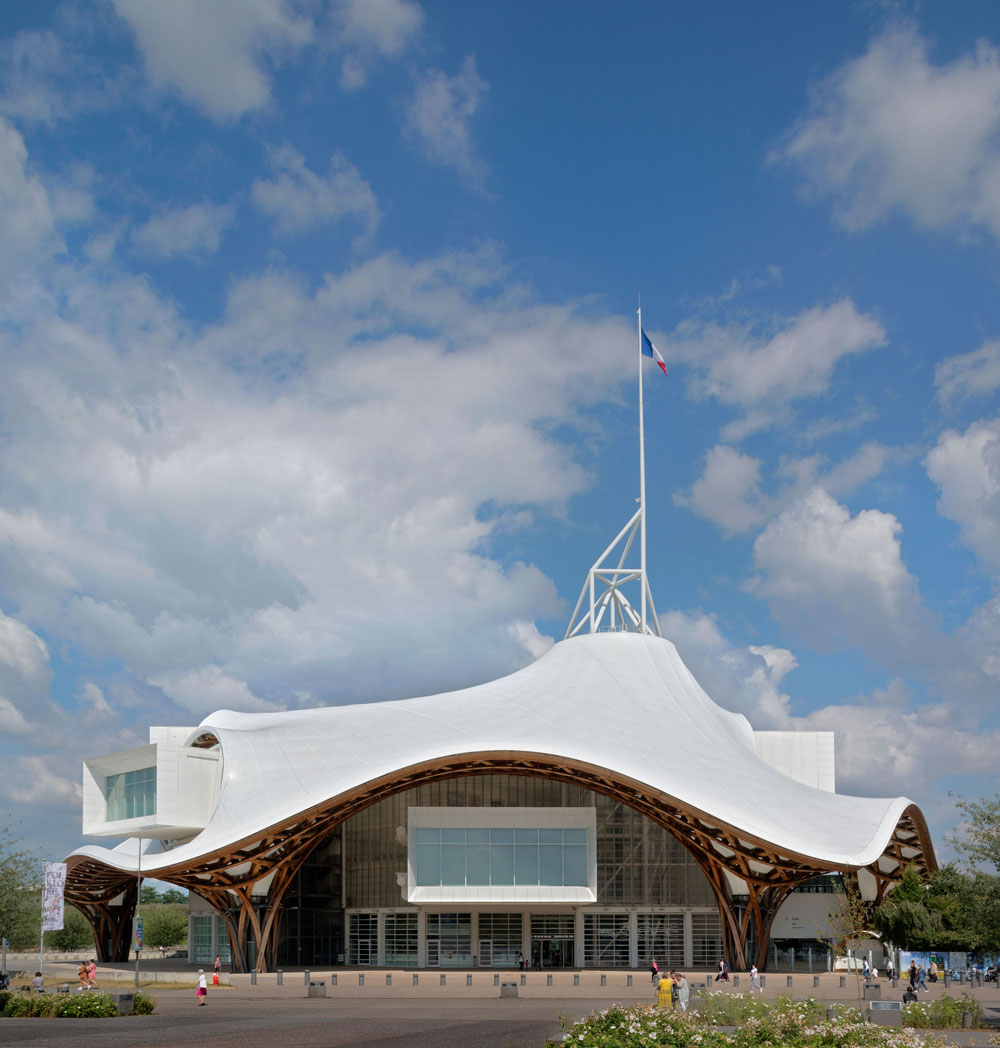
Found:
51,992 -> 117,1018
902,993 -> 984,1029
3,992 -> 59,1017
132,990 -> 156,1014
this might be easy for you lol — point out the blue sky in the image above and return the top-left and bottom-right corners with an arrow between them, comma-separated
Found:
1,1 -> 999,869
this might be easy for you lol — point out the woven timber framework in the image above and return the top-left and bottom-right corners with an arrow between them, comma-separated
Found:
64,751 -> 936,971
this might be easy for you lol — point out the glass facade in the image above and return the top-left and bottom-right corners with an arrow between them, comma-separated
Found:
190,914 -> 233,966
273,772 -> 721,967
105,766 -> 156,821
415,826 -> 587,887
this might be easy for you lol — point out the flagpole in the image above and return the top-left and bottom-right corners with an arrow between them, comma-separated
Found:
637,305 -> 647,633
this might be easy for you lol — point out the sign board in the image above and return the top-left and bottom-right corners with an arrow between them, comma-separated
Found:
41,862 -> 67,932
135,916 -> 143,949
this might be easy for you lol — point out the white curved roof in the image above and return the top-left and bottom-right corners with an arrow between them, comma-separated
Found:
69,632 -> 916,876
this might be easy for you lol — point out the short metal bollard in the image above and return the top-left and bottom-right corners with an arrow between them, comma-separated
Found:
307,981 -> 326,999
627,974 -> 632,987
359,973 -> 364,986
574,973 -> 580,986
276,970 -> 283,986
869,1001 -> 902,1027
813,976 -> 820,988
601,974 -> 607,987
304,970 -> 311,986
413,974 -> 418,986
493,973 -> 499,987
839,975 -> 846,988
250,971 -> 257,986
386,973 -> 392,986
520,973 -> 526,986
440,973 -> 446,986
500,981 -> 518,999
786,976 -> 793,988
331,973 -> 337,987
733,975 -> 739,988
547,973 -> 552,986
466,974 -> 472,986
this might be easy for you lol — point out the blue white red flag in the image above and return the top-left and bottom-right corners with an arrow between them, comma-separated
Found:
640,328 -> 666,375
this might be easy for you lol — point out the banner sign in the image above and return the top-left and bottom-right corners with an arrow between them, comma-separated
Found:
41,862 -> 67,932
135,916 -> 143,949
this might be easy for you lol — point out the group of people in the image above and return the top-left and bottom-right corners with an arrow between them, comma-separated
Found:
649,961 -> 690,1011
76,959 -> 99,990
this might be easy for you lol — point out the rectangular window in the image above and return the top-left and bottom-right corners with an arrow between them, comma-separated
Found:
349,913 -> 378,965
105,766 -> 156,821
426,912 -> 472,967
584,913 -> 630,967
384,912 -> 418,966
691,911 -> 723,967
637,912 -> 685,968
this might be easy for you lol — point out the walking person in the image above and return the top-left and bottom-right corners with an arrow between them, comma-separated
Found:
196,968 -> 207,1005
214,954 -> 221,981
77,962 -> 89,990
916,964 -> 928,992
749,962 -> 761,992
887,957 -> 895,981
715,958 -> 729,983
650,958 -> 659,985
86,959 -> 98,989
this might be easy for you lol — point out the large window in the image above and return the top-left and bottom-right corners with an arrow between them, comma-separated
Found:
105,767 -> 156,821
415,827 -> 587,887
637,912 -> 685,967
384,912 -> 418,966
584,913 -> 629,967
349,913 -> 378,965
691,911 -> 723,966
478,912 -> 523,966
426,912 -> 472,967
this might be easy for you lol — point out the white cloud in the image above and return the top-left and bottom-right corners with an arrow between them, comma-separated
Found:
405,56 -> 488,180
750,487 -> 942,666
678,442 -> 892,535
76,681 -> 115,720
935,340 -> 1000,404
669,299 -> 886,437
926,417 -> 1000,574
112,0 -> 314,121
0,610 -> 53,740
773,23 -> 1000,240
0,118 -> 59,290
131,201 -> 235,259
252,144 -> 380,237
334,0 -> 423,89
150,665 -> 281,715
676,446 -> 769,534
1,756 -> 82,806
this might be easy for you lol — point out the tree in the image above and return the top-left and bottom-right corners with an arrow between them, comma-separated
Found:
872,867 -> 941,950
142,904 -> 188,948
948,792 -> 1000,954
140,885 -> 188,905
0,820 -> 37,951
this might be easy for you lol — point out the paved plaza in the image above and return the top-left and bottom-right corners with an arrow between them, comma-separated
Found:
1,963 -> 998,1048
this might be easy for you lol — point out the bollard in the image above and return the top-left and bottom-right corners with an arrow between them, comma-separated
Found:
627,974 -> 632,987
601,974 -> 607,987
963,1011 -> 973,1029
359,973 -> 364,986
813,976 -> 820,988
786,976 -> 793,988
760,975 -> 766,988
466,974 -> 472,986
331,973 -> 337,986
276,970 -> 283,986
547,973 -> 552,986
839,975 -> 846,988
520,973 -> 526,986
440,974 -> 446,986
574,973 -> 580,986
493,973 -> 499,987
250,971 -> 257,986
413,974 -> 418,986
304,970 -> 311,986
386,973 -> 392,986
734,975 -> 739,988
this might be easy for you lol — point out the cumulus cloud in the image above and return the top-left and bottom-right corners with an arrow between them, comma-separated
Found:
0,756 -> 82,805
668,299 -> 885,438
750,488 -> 944,668
252,144 -> 380,237
405,56 -> 488,180
0,610 -> 54,740
926,417 -> 1000,573
112,0 -> 314,121
678,442 -> 892,535
131,201 -> 235,259
334,0 -> 423,89
935,340 -> 1000,404
150,666 -> 281,715
773,23 -> 1000,240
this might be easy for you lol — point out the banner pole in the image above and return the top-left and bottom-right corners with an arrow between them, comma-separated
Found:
637,304 -> 647,632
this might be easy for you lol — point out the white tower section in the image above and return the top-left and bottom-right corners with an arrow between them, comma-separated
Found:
565,306 -> 661,639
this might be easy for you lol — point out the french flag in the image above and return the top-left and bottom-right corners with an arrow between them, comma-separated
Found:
641,328 -> 667,375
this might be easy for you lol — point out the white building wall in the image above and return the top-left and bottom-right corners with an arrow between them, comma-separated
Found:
753,732 -> 835,792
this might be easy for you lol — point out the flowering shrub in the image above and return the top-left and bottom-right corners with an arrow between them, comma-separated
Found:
51,992 -> 118,1018
132,990 -> 156,1014
544,1002 -> 949,1048
2,992 -> 60,1017
1,988 -> 154,1018
900,994 -> 983,1029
